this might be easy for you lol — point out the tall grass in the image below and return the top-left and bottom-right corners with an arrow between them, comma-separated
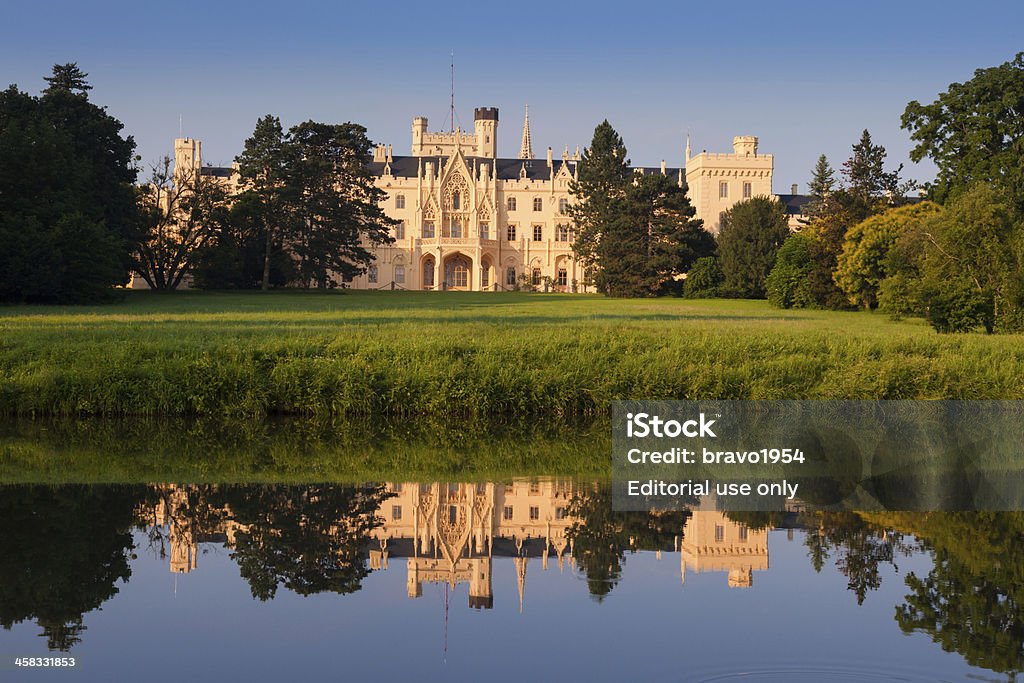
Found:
2,291 -> 1023,417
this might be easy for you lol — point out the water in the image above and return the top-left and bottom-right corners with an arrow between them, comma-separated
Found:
1,480 -> 1021,682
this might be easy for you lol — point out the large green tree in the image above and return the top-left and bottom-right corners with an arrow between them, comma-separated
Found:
902,52 -> 1024,211
717,196 -> 790,298
835,201 -> 943,309
285,121 -> 395,288
0,65 -> 140,303
570,121 -> 712,296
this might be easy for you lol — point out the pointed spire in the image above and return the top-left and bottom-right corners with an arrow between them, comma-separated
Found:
515,556 -> 528,613
519,104 -> 534,160
685,133 -> 691,162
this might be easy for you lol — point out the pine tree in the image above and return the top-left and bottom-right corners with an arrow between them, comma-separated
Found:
809,154 -> 835,199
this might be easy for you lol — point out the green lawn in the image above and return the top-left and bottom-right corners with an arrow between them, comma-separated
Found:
2,290 -> 1022,416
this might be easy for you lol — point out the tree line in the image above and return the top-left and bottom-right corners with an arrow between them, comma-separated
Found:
0,64 -> 394,303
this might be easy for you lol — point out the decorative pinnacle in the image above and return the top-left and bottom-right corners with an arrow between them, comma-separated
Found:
519,104 -> 534,160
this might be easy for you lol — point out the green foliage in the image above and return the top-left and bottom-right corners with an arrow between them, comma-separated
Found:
766,233 -> 814,308
717,196 -> 790,298
835,202 -> 943,309
903,52 -> 1024,211
683,256 -> 724,298
570,121 -> 713,296
0,66 -> 139,303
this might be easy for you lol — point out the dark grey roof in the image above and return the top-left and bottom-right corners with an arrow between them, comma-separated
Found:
368,155 -> 690,182
776,194 -> 813,215
200,166 -> 233,178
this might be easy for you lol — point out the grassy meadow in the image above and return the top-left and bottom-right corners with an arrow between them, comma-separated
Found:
2,290 -> 1023,417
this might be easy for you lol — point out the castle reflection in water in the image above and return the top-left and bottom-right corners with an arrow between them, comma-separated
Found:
143,480 -> 771,608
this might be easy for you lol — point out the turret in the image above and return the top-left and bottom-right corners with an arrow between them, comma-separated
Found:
474,107 -> 498,158
412,116 -> 428,155
732,135 -> 758,157
174,137 -> 201,179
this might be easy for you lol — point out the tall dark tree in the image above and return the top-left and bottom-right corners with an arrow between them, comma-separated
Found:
235,115 -> 291,291
285,121 -> 395,287
717,196 -> 790,298
570,121 -> 713,296
0,65 -> 140,303
903,52 -> 1024,211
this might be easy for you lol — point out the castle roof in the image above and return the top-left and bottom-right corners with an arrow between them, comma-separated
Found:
368,156 -> 688,182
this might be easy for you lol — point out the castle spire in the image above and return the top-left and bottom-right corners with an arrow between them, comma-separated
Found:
518,104 -> 534,160
685,133 -> 691,162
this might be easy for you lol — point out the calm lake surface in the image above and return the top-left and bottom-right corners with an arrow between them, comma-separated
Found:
1,479 -> 1022,682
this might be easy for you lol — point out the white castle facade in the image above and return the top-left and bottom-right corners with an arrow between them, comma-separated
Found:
161,106 -> 807,292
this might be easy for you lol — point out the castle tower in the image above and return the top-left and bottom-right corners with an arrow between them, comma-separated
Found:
411,116 -> 428,155
474,107 -> 498,159
518,105 -> 533,160
468,558 -> 493,609
174,137 -> 201,181
684,135 -> 773,234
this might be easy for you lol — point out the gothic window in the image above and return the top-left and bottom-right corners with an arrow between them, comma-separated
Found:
452,262 -> 468,288
423,259 -> 435,287
507,196 -> 517,212
719,181 -> 729,198
507,224 -> 517,241
533,224 -> 543,241
395,221 -> 405,240
479,222 -> 490,239
422,221 -> 435,238
451,220 -> 463,238
392,505 -> 402,521
743,182 -> 752,199
452,191 -> 461,210
532,268 -> 541,286
503,505 -> 513,521
558,198 -> 569,214
506,267 -> 516,286
557,268 -> 567,286
394,265 -> 405,283
368,265 -> 378,283
533,197 -> 542,211
555,224 -> 569,242
395,194 -> 405,209
481,265 -> 490,288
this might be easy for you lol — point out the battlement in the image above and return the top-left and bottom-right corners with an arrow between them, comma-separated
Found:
474,107 -> 499,121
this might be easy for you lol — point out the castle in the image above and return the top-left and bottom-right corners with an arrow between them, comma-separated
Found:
162,106 -> 806,292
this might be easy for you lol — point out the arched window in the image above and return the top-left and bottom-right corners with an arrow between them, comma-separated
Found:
452,191 -> 461,210
506,267 -> 516,286
533,197 -> 543,211
558,198 -> 568,214
507,197 -> 516,212
395,265 -> 405,284
423,259 -> 435,288
368,265 -> 378,284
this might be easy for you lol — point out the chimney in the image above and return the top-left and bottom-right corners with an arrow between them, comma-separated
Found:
791,183 -> 798,195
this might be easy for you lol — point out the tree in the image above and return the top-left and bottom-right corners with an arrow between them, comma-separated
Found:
569,120 -> 633,292
570,121 -> 713,296
683,256 -> 724,298
42,63 -> 92,95
0,66 -> 140,303
835,202 -> 943,309
285,121 -> 395,287
717,196 -> 790,298
842,129 -> 908,210
801,154 -> 836,223
766,233 -> 814,308
236,115 -> 291,291
133,157 -> 230,290
902,52 -> 1024,211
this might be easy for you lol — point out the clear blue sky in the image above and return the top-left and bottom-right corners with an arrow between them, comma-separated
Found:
5,0 -> 1023,192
